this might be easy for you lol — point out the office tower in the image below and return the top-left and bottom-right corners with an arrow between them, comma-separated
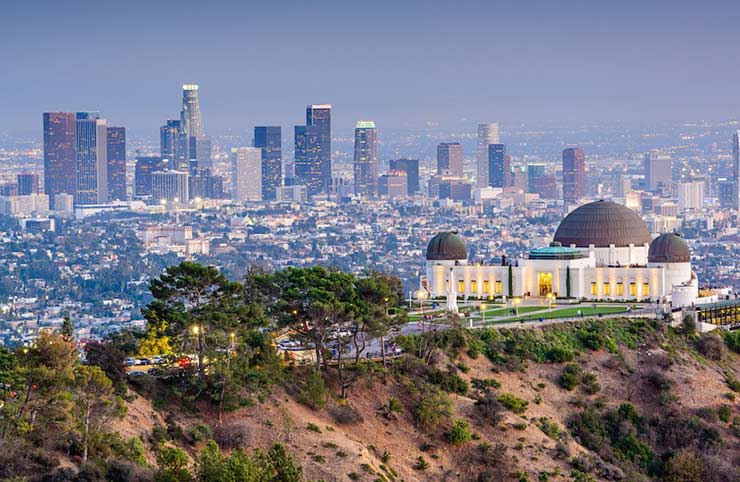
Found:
294,104 -> 331,196
616,174 -> 632,197
733,130 -> 740,180
17,173 -> 39,195
43,112 -> 77,208
254,126 -> 282,201
232,147 -> 262,202
487,144 -> 507,188
527,165 -> 558,199
134,156 -> 167,199
389,159 -> 420,194
477,123 -> 500,187
106,126 -> 126,201
438,178 -> 472,202
75,112 -> 108,205
643,150 -> 672,191
152,170 -> 189,204
437,142 -> 463,177
160,120 -> 188,168
718,179 -> 738,210
378,171 -> 408,197
0,183 -> 18,196
677,181 -> 705,211
276,185 -> 308,203
181,83 -> 203,138
562,147 -> 586,203
189,168 -> 224,200
353,121 -> 378,196
189,135 -> 212,170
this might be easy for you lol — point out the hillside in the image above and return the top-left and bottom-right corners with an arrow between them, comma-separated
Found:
104,317 -> 740,482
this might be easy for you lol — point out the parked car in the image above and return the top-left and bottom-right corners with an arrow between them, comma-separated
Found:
151,356 -> 163,365
124,358 -> 137,366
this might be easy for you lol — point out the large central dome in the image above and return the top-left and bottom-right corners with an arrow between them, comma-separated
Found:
553,200 -> 651,248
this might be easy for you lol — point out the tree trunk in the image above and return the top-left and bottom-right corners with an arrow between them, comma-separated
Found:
380,334 -> 387,384
82,405 -> 91,462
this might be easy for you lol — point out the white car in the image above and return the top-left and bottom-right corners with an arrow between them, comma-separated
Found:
124,358 -> 137,366
151,356 -> 163,365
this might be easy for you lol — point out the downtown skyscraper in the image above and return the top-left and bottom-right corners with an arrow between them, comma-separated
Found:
254,126 -> 282,201
75,112 -> 108,205
487,143 -> 507,188
437,142 -> 463,177
562,147 -> 585,203
160,119 -> 188,169
294,104 -> 331,196
180,83 -> 211,168
106,126 -> 127,201
232,147 -> 262,202
353,121 -> 377,197
477,123 -> 500,187
43,112 -> 77,208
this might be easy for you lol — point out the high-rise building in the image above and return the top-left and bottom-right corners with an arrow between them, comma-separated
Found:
644,150 -> 672,192
477,123 -> 500,187
232,147 -> 262,202
732,130 -> 740,181
135,156 -> 168,200
75,112 -> 108,205
677,181 -> 705,211
152,170 -> 189,204
189,168 -> 224,200
562,147 -> 586,203
17,173 -> 39,195
254,126 -> 282,201
487,144 -> 507,188
181,83 -> 203,139
160,120 -> 188,169
43,112 -> 77,208
389,159 -> 420,194
527,164 -> 558,199
437,143 -> 463,178
294,104 -> 331,196
106,126 -> 126,201
718,179 -> 738,210
189,135 -> 212,170
378,170 -> 408,197
353,121 -> 377,197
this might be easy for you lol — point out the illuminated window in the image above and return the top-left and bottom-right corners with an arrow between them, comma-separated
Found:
483,280 -> 490,293
617,283 -> 624,296
471,280 -> 478,293
495,280 -> 502,294
537,272 -> 553,296
603,283 -> 611,296
630,283 -> 637,296
590,282 -> 597,295
642,283 -> 649,296
458,280 -> 465,293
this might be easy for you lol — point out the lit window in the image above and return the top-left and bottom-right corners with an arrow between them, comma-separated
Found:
603,283 -> 611,296
458,280 -> 465,293
617,283 -> 624,296
471,280 -> 478,293
630,283 -> 637,296
495,280 -> 502,294
642,283 -> 649,296
483,280 -> 490,293
591,282 -> 597,295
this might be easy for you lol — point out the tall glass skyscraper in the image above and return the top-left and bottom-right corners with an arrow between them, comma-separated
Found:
295,104 -> 331,196
180,84 -> 203,138
562,147 -> 586,203
437,142 -> 463,177
160,119 -> 188,169
477,123 -> 500,187
254,126 -> 282,201
75,112 -> 108,205
353,121 -> 377,197
106,126 -> 127,201
43,112 -> 77,208
487,144 -> 507,188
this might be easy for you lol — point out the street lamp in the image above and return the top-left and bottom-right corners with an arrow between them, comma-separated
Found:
480,302 -> 486,325
546,292 -> 554,311
191,325 -> 200,335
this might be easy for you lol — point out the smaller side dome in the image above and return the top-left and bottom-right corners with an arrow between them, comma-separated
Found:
426,231 -> 467,260
648,232 -> 690,263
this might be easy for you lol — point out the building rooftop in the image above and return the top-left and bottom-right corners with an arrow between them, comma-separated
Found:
553,200 -> 651,248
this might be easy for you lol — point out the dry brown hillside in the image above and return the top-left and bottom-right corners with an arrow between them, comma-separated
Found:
119,318 -> 740,482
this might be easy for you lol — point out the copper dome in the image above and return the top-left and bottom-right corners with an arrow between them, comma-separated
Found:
553,200 -> 651,248
648,232 -> 690,263
426,231 -> 467,260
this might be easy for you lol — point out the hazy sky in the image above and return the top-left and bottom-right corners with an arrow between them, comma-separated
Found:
2,0 -> 740,137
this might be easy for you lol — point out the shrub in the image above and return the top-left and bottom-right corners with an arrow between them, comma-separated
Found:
475,390 -> 505,426
681,315 -> 696,335
662,449 -> 702,482
537,417 -> 561,439
297,369 -> 327,409
428,369 -> 468,395
545,344 -> 575,363
414,456 -> 430,470
724,330 -> 740,353
213,421 -> 250,449
414,388 -> 452,430
330,405 -> 364,425
717,405 -> 732,423
497,393 -> 528,414
581,372 -> 601,394
559,363 -> 582,391
447,420 -> 473,445
189,423 -> 212,443
695,335 -> 726,360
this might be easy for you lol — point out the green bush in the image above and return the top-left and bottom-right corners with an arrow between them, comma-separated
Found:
497,393 -> 528,414
297,369 -> 327,409
428,369 -> 469,395
559,363 -> 582,391
189,423 -> 213,443
414,387 -> 452,429
724,330 -> 740,353
537,417 -> 561,439
446,419 -> 473,445
718,404 -> 732,423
